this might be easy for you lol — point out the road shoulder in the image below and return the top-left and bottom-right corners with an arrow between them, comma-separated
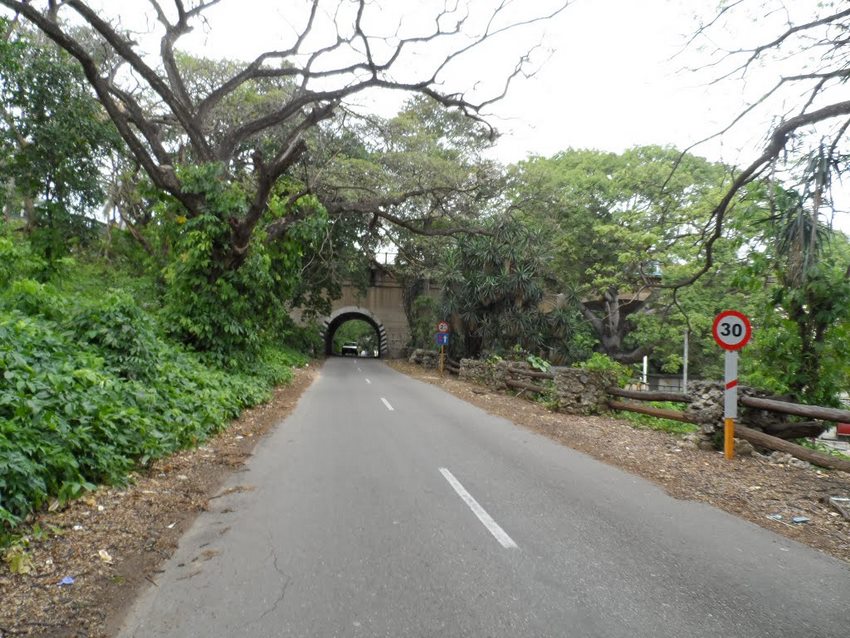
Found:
0,364 -> 320,638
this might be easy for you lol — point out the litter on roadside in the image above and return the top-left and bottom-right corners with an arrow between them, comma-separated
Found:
828,497 -> 850,521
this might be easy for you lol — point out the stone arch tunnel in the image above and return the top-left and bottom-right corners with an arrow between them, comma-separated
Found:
321,306 -> 389,357
290,267 -> 418,358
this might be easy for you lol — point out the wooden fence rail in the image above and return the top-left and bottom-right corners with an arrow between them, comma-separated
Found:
606,387 -> 691,403
431,358 -> 849,473
506,379 -> 548,394
739,395 -> 850,424
734,425 -> 850,473
605,389 -> 850,473
607,400 -> 697,424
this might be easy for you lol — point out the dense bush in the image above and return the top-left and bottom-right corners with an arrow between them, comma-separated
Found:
0,239 -> 307,527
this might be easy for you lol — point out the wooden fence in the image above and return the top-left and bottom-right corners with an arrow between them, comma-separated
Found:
436,359 -> 849,472
445,358 -> 461,376
606,386 -> 850,473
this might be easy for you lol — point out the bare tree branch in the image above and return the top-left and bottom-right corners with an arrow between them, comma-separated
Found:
671,98 -> 850,290
1,0 -> 568,270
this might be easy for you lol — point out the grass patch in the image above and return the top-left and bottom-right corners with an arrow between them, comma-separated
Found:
613,401 -> 699,435
797,438 -> 850,462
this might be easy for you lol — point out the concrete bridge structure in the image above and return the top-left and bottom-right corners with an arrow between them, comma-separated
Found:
306,268 -> 414,358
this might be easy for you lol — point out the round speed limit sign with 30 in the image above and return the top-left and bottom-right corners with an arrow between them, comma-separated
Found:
712,310 -> 752,351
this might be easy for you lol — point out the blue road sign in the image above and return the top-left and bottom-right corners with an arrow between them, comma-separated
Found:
435,333 -> 450,346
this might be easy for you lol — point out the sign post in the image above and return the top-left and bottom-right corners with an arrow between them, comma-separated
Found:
436,322 -> 450,376
712,310 -> 752,460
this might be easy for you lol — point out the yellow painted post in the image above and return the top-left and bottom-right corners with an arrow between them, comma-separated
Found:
724,417 -> 735,460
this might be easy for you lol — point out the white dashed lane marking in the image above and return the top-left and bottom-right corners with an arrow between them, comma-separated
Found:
439,467 -> 518,549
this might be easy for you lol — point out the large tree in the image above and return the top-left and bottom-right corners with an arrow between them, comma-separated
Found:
440,218 -> 590,360
0,20 -> 119,264
730,186 -> 850,406
509,146 -> 732,363
0,0 -> 568,273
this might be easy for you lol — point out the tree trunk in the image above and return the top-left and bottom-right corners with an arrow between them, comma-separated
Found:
581,286 -> 652,363
607,387 -> 691,403
23,194 -> 35,232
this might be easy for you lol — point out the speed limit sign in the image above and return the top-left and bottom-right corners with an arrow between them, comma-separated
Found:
712,310 -> 752,461
712,310 -> 752,351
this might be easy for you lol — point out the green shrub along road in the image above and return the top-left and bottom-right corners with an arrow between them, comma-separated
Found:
0,234 -> 307,528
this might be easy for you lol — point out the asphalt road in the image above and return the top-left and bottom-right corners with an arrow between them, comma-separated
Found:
118,357 -> 849,638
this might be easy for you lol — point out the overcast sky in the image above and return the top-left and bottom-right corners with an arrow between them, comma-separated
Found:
165,0 -> 770,168
27,0 -> 835,200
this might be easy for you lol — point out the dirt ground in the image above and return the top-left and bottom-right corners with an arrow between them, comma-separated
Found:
388,361 -> 850,565
2,359 -> 849,637
0,364 -> 320,638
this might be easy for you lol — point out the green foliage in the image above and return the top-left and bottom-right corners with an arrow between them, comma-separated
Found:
725,186 -> 850,405
796,438 -> 850,462
441,219 -> 588,360
614,403 -> 699,435
509,146 -> 732,363
332,320 -> 378,355
407,295 -> 441,350
577,353 -> 634,388
70,292 -> 160,381
161,211 -> 271,358
0,23 -> 121,265
0,232 -> 46,285
526,353 -> 551,373
279,318 -> 324,356
157,164 -> 329,360
0,235 -> 307,527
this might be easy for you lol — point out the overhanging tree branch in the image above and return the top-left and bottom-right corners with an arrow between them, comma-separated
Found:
670,3 -> 850,290
2,0 -> 569,270
671,98 -> 850,290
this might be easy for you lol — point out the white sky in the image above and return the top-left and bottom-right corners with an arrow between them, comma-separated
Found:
19,0 -> 844,220
170,0 -> 768,167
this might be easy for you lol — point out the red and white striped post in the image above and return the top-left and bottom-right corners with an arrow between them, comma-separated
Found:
724,351 -> 738,460
712,311 -> 752,460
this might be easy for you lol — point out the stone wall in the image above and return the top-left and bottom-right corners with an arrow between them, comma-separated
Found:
453,358 -> 613,416
408,348 -> 440,369
411,356 -> 787,424
458,358 -> 507,389
685,381 -> 792,435
553,368 -> 614,415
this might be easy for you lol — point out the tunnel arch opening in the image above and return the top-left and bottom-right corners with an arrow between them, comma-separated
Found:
322,307 -> 388,357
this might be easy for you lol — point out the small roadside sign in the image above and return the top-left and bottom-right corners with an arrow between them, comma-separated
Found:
435,333 -> 450,346
712,310 -> 752,351
437,321 -> 450,334
712,310 -> 752,461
